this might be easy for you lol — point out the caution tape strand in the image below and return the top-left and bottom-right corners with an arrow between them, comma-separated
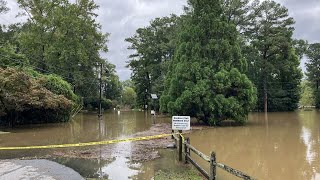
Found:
0,133 -> 186,150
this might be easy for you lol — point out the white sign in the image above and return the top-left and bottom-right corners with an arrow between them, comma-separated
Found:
172,116 -> 190,130
151,94 -> 158,99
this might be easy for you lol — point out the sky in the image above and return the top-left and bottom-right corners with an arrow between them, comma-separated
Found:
1,0 -> 320,80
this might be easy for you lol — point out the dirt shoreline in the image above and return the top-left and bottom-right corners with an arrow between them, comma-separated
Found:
17,122 -> 211,163
51,123 -> 177,162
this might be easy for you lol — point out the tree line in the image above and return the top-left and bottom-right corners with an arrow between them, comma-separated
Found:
0,0 -> 136,126
126,0 -> 320,125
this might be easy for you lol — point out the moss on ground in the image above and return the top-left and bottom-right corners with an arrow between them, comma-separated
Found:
154,169 -> 203,180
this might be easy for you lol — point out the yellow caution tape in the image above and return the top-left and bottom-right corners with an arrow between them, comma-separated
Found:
180,133 -> 185,143
0,133 -> 185,150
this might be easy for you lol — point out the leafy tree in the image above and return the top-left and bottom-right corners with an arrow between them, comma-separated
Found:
16,0 -> 108,99
103,61 -> 122,101
82,61 -> 121,110
121,80 -> 134,89
160,0 -> 256,125
122,87 -> 137,109
126,15 -> 179,109
299,80 -> 315,107
306,43 -> 320,108
0,43 -> 28,67
243,0 -> 302,112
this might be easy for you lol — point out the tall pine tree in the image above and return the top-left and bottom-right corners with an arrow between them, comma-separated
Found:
160,0 -> 256,125
306,43 -> 320,108
244,0 -> 302,112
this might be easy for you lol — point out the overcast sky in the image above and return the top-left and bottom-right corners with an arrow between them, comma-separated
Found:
1,0 -> 320,80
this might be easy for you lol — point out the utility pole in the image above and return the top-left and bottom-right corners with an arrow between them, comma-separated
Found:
98,63 -> 103,117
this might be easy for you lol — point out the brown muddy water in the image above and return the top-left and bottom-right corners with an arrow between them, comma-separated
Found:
0,110 -> 319,180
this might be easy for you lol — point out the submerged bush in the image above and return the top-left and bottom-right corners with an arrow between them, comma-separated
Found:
24,67 -> 79,103
39,74 -> 79,103
0,67 -> 77,126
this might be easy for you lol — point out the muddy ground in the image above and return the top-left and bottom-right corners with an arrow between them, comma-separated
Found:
51,123 -> 177,162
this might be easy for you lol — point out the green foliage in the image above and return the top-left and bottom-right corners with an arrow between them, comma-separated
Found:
0,43 -> 28,67
243,0 -> 302,112
22,67 -> 79,103
0,67 -> 74,126
306,43 -> 320,108
83,97 -> 112,111
39,74 -> 79,103
160,0 -> 257,125
121,80 -> 134,89
103,62 -> 122,101
0,0 -> 128,122
16,0 -> 108,99
126,15 -> 179,109
122,87 -> 137,109
293,39 -> 308,59
300,80 -> 315,106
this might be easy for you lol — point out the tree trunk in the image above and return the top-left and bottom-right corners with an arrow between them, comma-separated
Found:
264,78 -> 268,113
263,48 -> 268,113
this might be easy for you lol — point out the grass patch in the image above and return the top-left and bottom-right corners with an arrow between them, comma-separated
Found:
154,169 -> 203,180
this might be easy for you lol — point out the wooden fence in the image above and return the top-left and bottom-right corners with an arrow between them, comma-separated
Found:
172,131 -> 256,180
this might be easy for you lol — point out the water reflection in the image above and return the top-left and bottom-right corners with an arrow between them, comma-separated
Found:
300,126 -> 315,165
299,111 -> 320,180
186,111 -> 320,180
101,142 -> 140,180
1,111 -> 320,179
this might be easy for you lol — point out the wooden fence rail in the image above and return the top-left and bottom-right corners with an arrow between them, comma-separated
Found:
172,131 -> 256,180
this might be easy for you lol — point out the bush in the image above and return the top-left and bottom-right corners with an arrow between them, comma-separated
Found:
24,67 -> 79,103
0,67 -> 75,126
40,74 -> 79,103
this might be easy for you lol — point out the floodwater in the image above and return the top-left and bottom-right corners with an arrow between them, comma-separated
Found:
0,111 -> 183,179
186,111 -> 320,180
0,110 -> 319,180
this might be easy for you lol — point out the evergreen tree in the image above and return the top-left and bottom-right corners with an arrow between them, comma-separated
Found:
160,0 -> 256,125
126,15 -> 178,109
243,0 -> 302,112
306,43 -> 320,108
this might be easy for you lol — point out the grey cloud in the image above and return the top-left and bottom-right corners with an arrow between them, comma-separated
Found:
277,0 -> 320,42
98,0 -> 320,80
95,0 -> 186,80
2,0 -> 319,80
275,0 -> 320,72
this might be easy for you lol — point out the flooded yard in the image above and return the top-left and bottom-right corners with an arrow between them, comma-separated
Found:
0,110 -> 319,179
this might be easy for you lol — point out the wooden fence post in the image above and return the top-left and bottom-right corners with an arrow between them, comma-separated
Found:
184,137 -> 190,164
178,130 -> 182,161
171,130 -> 174,139
209,151 -> 216,180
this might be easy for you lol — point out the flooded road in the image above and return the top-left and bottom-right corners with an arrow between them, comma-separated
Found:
186,111 -> 320,180
0,110 -> 319,179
